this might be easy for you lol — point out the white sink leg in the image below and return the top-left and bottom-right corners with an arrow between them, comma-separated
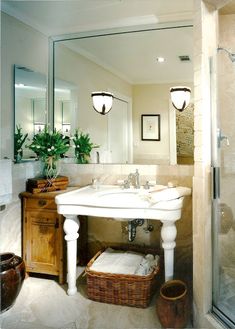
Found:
63,215 -> 80,295
161,221 -> 177,281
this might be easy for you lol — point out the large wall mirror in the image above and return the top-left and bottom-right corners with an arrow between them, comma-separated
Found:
14,24 -> 194,164
53,24 -> 194,165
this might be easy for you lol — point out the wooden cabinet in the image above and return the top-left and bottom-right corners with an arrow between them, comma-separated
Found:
21,191 -> 66,284
21,190 -> 88,284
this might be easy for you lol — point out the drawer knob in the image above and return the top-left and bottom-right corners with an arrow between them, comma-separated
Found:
38,199 -> 47,207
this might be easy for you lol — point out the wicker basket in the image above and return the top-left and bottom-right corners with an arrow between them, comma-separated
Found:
86,248 -> 160,308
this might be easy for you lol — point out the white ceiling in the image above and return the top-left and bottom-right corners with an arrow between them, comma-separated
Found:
2,0 -> 194,84
60,26 -> 193,84
1,0 -> 194,36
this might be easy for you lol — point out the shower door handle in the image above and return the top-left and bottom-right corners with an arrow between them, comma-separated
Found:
217,129 -> 230,147
212,167 -> 220,199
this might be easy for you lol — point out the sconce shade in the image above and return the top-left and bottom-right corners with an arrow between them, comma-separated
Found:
170,86 -> 191,112
91,91 -> 113,115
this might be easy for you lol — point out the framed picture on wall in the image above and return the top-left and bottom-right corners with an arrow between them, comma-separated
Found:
141,114 -> 161,141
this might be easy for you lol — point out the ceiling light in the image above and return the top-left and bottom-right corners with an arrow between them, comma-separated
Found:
156,57 -> 165,63
170,86 -> 191,112
91,91 -> 113,115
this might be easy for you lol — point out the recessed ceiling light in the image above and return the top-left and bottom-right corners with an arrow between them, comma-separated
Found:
156,57 -> 165,63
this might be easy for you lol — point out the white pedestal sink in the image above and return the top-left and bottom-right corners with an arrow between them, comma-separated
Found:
55,184 -> 191,296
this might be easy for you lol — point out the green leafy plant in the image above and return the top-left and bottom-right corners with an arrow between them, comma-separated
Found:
27,126 -> 70,161
72,129 -> 99,164
14,125 -> 28,161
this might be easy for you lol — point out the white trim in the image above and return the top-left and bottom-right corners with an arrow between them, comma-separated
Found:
50,21 -> 193,42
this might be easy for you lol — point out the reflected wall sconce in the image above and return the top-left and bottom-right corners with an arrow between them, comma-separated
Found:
170,86 -> 191,112
91,91 -> 114,115
62,123 -> 71,134
34,122 -> 45,133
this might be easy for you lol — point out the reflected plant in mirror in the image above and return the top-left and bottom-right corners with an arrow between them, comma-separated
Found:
71,129 -> 99,164
14,125 -> 28,163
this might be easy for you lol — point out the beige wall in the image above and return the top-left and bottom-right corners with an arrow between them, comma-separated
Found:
132,83 -> 191,164
1,12 -> 48,159
133,84 -> 170,164
132,83 -> 194,164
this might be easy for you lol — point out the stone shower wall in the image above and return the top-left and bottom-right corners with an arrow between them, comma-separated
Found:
176,103 -> 194,157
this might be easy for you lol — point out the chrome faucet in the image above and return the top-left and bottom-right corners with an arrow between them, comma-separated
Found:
127,169 -> 140,189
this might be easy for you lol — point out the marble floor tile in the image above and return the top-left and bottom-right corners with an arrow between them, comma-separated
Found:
0,272 -> 193,329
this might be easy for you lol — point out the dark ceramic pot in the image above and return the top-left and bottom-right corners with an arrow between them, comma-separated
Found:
156,280 -> 189,328
0,252 -> 25,313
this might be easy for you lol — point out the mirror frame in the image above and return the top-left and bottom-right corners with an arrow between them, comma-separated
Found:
48,21 -> 193,165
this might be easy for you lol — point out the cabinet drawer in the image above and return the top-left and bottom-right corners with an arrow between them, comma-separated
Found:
29,212 -> 60,226
25,198 -> 57,210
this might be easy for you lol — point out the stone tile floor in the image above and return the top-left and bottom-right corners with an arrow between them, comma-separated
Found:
0,268 -> 193,329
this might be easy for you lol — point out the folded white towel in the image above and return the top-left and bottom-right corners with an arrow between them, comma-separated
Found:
90,248 -> 144,275
140,186 -> 191,205
90,248 -> 159,276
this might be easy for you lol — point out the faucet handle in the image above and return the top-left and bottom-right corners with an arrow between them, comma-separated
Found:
143,181 -> 150,189
91,178 -> 100,189
123,180 -> 130,189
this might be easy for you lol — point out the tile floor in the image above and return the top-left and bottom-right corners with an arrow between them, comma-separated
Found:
0,268 -> 193,329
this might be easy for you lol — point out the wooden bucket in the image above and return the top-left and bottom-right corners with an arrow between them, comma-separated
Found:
156,280 -> 189,328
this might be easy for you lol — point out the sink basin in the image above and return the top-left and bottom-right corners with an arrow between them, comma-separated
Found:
96,188 -> 149,208
55,184 -> 191,220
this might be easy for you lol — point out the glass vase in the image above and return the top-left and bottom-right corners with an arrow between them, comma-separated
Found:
14,150 -> 23,163
42,156 -> 59,179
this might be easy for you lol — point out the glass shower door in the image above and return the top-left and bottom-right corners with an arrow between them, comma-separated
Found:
212,49 -> 235,327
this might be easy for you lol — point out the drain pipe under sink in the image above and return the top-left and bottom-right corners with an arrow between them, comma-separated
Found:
128,218 -> 145,242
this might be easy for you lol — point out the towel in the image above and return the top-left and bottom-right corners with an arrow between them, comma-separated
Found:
140,186 -> 191,205
90,248 -> 143,275
134,255 -> 160,275
90,248 -> 159,276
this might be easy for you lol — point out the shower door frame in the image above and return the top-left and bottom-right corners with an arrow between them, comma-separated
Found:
211,53 -> 235,328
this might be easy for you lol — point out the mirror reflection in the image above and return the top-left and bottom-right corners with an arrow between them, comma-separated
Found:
54,25 -> 194,165
14,65 -> 47,161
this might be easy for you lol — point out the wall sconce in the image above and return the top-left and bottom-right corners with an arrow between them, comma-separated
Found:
170,86 -> 191,112
34,122 -> 45,133
62,123 -> 71,134
91,91 -> 114,115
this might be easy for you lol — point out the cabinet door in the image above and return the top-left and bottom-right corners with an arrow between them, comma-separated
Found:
24,210 -> 61,275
